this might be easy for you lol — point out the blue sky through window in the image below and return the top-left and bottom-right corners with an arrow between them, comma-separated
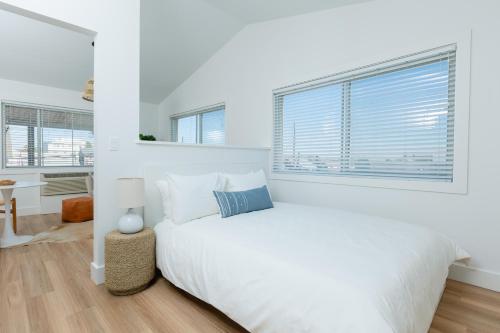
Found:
279,58 -> 453,180
175,108 -> 225,144
177,115 -> 197,143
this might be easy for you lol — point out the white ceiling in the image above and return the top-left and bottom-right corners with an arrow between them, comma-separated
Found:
0,9 -> 93,92
140,0 -> 244,103
0,1 -> 371,104
140,0 -> 372,103
202,0 -> 372,23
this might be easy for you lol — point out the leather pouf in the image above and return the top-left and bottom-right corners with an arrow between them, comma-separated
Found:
62,196 -> 93,223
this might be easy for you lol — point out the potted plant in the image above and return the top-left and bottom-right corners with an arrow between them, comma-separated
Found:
139,134 -> 156,141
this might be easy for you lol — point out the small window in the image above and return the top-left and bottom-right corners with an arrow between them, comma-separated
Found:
273,45 -> 456,182
171,104 -> 225,144
2,103 -> 94,168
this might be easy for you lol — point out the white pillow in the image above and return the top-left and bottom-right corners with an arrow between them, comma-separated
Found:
223,169 -> 268,192
164,173 -> 225,224
155,179 -> 172,219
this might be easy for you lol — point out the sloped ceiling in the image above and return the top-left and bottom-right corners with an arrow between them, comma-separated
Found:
0,1 -> 372,103
140,0 -> 372,103
140,0 -> 244,103
203,0 -> 372,23
0,9 -> 93,92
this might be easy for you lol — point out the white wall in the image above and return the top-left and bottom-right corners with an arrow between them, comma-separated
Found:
4,0 -> 499,290
0,77 -> 92,110
139,102 -> 159,139
0,1 -> 269,286
159,0 -> 500,290
0,78 -> 93,214
157,98 -> 171,141
0,0 -> 141,284
0,80 -> 160,214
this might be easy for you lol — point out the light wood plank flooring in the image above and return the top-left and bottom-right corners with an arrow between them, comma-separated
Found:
1,214 -> 499,333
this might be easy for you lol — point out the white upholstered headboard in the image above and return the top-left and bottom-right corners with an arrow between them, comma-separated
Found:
142,161 -> 269,228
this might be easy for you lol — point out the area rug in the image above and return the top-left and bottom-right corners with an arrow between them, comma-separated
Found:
8,221 -> 93,248
34,220 -> 93,242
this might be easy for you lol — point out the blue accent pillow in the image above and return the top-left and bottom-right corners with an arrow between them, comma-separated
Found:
213,186 -> 274,218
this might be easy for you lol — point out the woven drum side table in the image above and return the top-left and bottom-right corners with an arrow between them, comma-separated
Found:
105,228 -> 155,295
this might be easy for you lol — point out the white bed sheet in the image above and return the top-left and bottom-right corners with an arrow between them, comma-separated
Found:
155,202 -> 469,333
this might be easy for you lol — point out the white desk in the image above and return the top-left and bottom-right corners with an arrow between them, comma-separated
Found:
0,181 -> 47,248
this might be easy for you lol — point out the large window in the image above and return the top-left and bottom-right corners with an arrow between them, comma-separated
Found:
171,104 -> 225,144
2,103 -> 94,168
273,45 -> 456,182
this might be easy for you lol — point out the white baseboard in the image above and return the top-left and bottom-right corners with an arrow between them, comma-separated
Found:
449,263 -> 500,292
91,262 -> 105,285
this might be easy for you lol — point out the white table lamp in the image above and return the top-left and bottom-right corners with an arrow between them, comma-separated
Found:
117,178 -> 145,234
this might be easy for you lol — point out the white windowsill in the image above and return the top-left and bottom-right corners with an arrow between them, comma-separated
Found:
271,172 -> 468,194
0,166 -> 93,175
135,140 -> 271,151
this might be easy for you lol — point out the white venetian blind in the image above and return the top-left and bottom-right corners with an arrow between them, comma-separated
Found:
3,105 -> 40,167
273,45 -> 456,182
2,103 -> 94,168
201,108 -> 225,144
171,104 -> 225,144
72,112 -> 94,166
41,109 -> 73,166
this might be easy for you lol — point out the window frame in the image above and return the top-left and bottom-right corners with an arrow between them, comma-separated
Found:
272,37 -> 471,194
170,103 -> 225,145
1,101 -> 94,169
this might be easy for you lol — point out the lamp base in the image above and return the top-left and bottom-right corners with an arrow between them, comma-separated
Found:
118,209 -> 144,234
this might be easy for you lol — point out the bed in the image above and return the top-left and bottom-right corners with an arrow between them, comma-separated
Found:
155,201 -> 469,333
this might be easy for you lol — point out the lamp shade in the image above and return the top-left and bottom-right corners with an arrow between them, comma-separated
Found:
117,178 -> 144,208
82,79 -> 94,102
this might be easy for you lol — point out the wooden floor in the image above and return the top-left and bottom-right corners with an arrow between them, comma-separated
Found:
1,215 -> 499,333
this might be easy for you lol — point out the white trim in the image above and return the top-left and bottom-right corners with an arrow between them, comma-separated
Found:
91,262 -> 105,285
449,263 -> 500,292
270,173 -> 467,194
0,166 -> 93,174
273,44 -> 457,95
1,99 -> 92,114
136,140 -> 271,151
170,102 -> 225,118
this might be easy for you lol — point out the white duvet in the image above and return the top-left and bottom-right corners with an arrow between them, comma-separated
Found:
155,202 -> 469,333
